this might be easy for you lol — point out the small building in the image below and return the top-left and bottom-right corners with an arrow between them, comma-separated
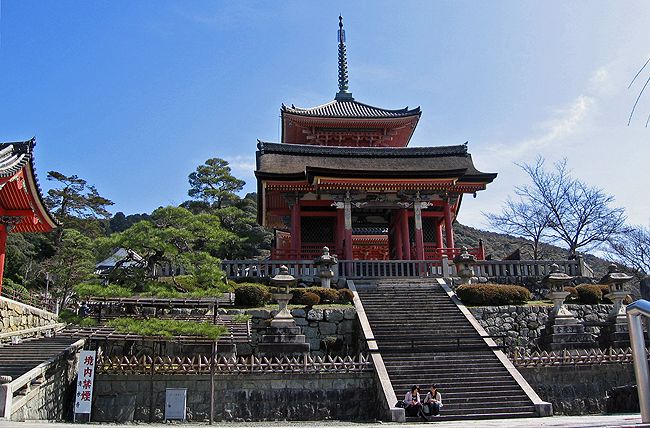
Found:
0,139 -> 58,292
255,18 -> 496,261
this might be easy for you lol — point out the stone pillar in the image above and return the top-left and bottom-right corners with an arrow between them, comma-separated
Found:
400,209 -> 411,260
394,211 -> 403,260
290,198 -> 301,258
435,218 -> 444,253
413,198 -> 425,260
443,200 -> 454,256
344,194 -> 353,260
336,208 -> 345,256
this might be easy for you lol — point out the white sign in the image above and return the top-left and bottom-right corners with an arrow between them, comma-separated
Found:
74,350 -> 96,415
165,388 -> 187,421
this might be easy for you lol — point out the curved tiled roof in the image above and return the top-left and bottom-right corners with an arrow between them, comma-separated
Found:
0,140 -> 33,178
257,141 -> 467,158
282,99 -> 421,119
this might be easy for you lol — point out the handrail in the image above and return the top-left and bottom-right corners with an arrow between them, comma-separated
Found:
627,299 -> 650,423
0,323 -> 66,341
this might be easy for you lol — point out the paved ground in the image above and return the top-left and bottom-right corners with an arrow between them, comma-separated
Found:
0,414 -> 647,428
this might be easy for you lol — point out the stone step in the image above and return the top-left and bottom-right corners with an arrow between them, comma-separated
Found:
405,410 -> 537,422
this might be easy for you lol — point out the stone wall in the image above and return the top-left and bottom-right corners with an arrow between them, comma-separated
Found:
94,372 -> 376,422
10,346 -> 80,421
0,296 -> 57,336
220,307 -> 360,357
519,364 -> 636,415
469,304 -> 613,349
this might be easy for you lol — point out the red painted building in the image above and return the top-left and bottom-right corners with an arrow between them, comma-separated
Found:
0,139 -> 58,292
256,18 -> 496,261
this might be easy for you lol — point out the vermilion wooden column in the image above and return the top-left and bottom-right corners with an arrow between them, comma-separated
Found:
400,209 -> 411,260
443,201 -> 455,256
290,200 -> 301,258
0,224 -> 7,294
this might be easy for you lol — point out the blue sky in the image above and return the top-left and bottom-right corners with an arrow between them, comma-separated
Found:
1,1 -> 649,229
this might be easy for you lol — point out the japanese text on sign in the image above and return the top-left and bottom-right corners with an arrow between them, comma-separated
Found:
74,350 -> 96,415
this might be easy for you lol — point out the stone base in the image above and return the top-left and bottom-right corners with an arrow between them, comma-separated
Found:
257,342 -> 311,356
599,321 -> 632,348
258,325 -> 311,356
539,318 -> 597,350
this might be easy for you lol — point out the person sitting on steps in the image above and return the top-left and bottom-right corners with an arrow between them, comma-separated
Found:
423,384 -> 442,418
403,384 -> 422,417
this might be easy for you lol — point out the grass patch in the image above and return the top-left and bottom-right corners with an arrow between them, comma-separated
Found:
107,317 -> 226,340
526,300 -> 554,306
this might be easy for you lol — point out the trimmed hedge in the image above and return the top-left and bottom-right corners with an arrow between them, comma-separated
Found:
234,283 -> 272,307
576,284 -> 603,304
456,284 -> 531,306
337,288 -> 354,304
309,287 -> 340,304
300,292 -> 320,306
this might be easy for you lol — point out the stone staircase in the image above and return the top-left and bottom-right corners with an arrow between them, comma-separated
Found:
356,279 -> 540,421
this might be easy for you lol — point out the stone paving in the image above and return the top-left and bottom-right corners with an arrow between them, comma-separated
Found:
0,414 -> 647,428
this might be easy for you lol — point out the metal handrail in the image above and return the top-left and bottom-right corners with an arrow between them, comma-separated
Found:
626,299 -> 650,423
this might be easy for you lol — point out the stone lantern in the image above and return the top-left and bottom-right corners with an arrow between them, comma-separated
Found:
539,264 -> 596,350
542,264 -> 573,319
269,265 -> 297,328
453,247 -> 477,285
314,246 -> 338,288
258,266 -> 310,356
598,264 -> 633,348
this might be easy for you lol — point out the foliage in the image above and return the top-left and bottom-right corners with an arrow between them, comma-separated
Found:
58,308 -> 97,327
564,286 -> 578,301
108,317 -> 226,340
2,278 -> 29,297
41,229 -> 96,309
45,171 -> 114,240
608,225 -> 650,279
234,283 -> 272,307
75,281 -> 132,298
456,284 -> 531,306
298,291 -> 320,306
109,212 -> 150,234
516,158 -> 625,257
308,287 -> 340,304
108,206 -> 230,286
233,313 -> 252,323
337,288 -> 354,304
188,158 -> 245,209
575,284 -> 603,304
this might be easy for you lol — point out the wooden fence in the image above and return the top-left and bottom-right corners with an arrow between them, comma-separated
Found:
97,353 -> 372,375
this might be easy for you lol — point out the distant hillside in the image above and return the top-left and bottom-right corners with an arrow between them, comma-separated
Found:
454,222 -> 612,278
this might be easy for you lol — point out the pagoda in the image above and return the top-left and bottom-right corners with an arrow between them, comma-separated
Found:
256,17 -> 496,261
0,139 -> 58,292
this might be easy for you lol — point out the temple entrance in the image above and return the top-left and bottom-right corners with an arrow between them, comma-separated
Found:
351,208 -> 390,260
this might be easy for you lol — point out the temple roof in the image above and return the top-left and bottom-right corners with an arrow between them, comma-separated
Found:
0,139 -> 58,233
256,141 -> 497,182
282,100 -> 421,119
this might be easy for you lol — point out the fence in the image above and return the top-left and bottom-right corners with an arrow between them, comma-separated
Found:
509,347 -> 649,367
223,258 -> 584,281
96,353 -> 372,375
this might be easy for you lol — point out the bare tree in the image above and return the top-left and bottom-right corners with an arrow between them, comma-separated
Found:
608,225 -> 650,279
484,198 -> 552,260
517,157 -> 626,258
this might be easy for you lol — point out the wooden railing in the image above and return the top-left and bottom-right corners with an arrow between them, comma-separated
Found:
509,347 -> 648,367
96,353 -> 372,375
339,260 -> 447,279
424,245 -> 484,260
271,245 -> 340,260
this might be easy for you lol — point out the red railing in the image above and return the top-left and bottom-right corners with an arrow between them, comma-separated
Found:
424,245 -> 485,260
271,244 -> 341,260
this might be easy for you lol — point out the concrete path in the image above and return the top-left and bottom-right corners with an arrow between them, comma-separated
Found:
0,414 -> 647,427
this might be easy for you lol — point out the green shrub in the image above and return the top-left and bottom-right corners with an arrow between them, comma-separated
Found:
598,285 -> 612,303
75,281 -> 132,298
58,308 -> 97,326
456,284 -> 531,306
108,318 -> 226,340
564,286 -> 578,301
290,288 -> 307,304
234,283 -> 271,307
576,284 -> 602,304
309,287 -> 339,304
3,278 -> 28,297
337,288 -> 354,304
299,291 -> 320,306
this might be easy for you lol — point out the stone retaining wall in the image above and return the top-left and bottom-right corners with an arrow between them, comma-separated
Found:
0,296 -> 57,335
469,304 -> 612,349
519,363 -> 636,415
219,307 -> 360,357
94,372 -> 375,422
